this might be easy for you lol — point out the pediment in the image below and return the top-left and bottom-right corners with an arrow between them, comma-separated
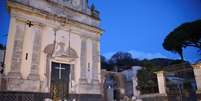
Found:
58,47 -> 78,59
44,44 -> 78,59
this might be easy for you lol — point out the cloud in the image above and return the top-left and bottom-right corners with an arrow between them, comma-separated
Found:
103,50 -> 168,60
128,50 -> 168,59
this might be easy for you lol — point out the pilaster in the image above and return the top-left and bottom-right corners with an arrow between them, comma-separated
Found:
7,21 -> 25,79
27,26 -> 42,80
5,15 -> 16,75
92,40 -> 100,83
6,20 -> 28,91
79,36 -> 87,83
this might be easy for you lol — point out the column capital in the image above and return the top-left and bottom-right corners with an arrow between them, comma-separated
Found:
192,62 -> 201,69
196,90 -> 201,94
154,70 -> 166,75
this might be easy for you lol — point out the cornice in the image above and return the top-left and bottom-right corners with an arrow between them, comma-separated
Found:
47,0 -> 100,20
7,1 -> 103,35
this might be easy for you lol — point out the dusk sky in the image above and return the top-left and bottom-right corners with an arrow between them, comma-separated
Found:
1,0 -> 201,63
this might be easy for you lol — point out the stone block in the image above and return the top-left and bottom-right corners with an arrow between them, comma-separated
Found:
6,78 -> 41,92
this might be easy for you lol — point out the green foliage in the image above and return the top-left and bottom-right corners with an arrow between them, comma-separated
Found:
108,51 -> 135,71
101,51 -> 142,71
136,60 -> 161,94
183,80 -> 192,90
101,55 -> 111,70
163,19 -> 201,60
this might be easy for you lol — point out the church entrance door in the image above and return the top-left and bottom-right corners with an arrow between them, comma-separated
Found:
50,62 -> 70,100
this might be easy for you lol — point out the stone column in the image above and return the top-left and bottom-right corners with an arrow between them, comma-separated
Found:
193,63 -> 201,93
155,71 -> 166,94
27,26 -> 42,80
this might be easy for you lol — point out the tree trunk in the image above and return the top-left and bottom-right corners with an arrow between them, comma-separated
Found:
178,49 -> 184,61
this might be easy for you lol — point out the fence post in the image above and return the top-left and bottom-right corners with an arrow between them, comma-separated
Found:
155,71 -> 166,95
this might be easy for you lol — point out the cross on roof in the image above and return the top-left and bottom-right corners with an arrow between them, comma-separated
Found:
26,20 -> 34,27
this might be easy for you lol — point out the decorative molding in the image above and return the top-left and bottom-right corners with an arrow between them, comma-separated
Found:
154,70 -> 166,76
10,6 -> 102,42
8,0 -> 103,34
12,10 -> 44,28
44,44 -> 55,55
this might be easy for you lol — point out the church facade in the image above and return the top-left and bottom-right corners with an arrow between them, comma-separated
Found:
1,0 -> 102,101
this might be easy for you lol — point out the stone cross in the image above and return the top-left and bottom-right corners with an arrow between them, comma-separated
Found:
26,20 -> 34,27
55,64 -> 65,79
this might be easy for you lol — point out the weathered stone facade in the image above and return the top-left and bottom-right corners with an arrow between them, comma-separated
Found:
2,0 -> 102,100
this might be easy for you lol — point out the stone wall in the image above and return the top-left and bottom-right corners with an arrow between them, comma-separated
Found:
138,93 -> 198,101
138,94 -> 168,101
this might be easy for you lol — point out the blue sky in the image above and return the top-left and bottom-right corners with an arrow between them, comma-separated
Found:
0,0 -> 201,63
91,0 -> 201,62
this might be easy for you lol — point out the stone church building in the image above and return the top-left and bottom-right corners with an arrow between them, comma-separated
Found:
0,0 -> 102,101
